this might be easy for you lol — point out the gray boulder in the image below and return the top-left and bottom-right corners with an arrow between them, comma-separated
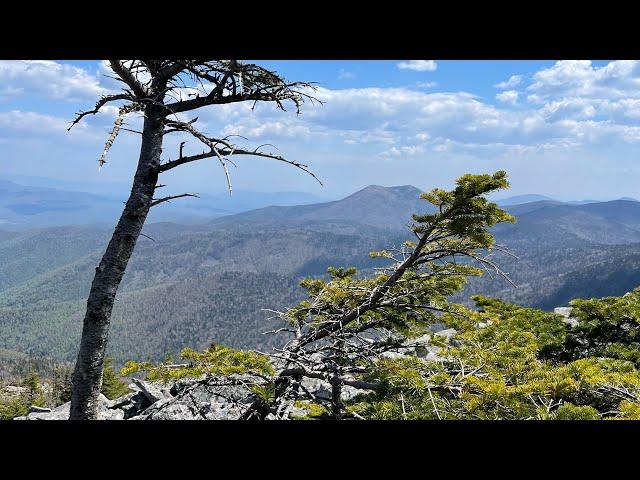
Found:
131,377 -> 172,404
15,394 -> 124,420
109,391 -> 152,419
136,376 -> 256,420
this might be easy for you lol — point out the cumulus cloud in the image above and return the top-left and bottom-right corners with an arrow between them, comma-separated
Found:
163,71 -> 640,163
5,58 -> 640,192
383,145 -> 426,157
397,60 -> 438,72
496,90 -> 519,105
221,120 -> 314,139
0,110 -> 74,136
528,60 -> 640,100
494,75 -> 522,90
0,61 -> 106,101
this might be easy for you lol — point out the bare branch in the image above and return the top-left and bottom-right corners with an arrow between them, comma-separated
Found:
139,232 -> 156,242
162,61 -> 321,114
158,120 -> 322,187
108,60 -> 149,97
150,193 -> 199,207
68,93 -> 132,131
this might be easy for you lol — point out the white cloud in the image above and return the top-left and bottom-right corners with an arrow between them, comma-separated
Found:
221,120 -> 314,139
338,69 -> 355,80
337,128 -> 396,145
433,140 -> 453,152
416,81 -> 437,89
383,145 -> 426,157
397,60 -> 437,72
494,75 -> 522,90
496,90 -> 519,105
0,110 -> 73,136
0,61 -> 106,101
528,60 -> 640,100
306,87 -> 510,138
192,79 -> 640,160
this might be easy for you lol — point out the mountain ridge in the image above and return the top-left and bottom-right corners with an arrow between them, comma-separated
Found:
4,184 -> 640,363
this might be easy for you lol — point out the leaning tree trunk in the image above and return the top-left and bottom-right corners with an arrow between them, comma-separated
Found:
69,108 -> 164,420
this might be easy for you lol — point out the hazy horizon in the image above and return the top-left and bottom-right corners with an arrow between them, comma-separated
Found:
1,172 -> 636,205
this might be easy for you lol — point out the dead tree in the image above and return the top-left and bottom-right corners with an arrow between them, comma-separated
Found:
67,60 -> 321,419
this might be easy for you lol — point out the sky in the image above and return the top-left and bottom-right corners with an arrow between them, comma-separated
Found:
1,59 -> 640,200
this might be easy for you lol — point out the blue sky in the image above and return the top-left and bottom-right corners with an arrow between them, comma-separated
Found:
1,59 -> 639,200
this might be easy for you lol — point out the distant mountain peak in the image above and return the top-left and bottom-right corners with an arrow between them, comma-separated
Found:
496,194 -> 555,206
350,184 -> 422,198
211,184 -> 431,231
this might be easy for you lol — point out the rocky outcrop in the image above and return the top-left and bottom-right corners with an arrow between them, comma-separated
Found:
15,393 -> 124,420
135,376 -> 255,420
131,378 -> 172,404
14,376 -> 258,421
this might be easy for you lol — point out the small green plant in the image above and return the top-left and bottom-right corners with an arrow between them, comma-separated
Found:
121,343 -> 274,383
101,358 -> 130,400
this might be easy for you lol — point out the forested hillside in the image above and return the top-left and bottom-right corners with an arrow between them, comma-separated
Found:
3,184 -> 640,367
0,219 -> 402,363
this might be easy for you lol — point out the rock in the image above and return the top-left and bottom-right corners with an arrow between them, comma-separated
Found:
100,407 -> 125,420
16,393 -> 125,420
16,402 -> 70,420
381,350 -> 406,360
109,391 -> 152,419
411,333 -> 432,346
132,377 -> 171,404
416,344 -> 443,359
136,376 -> 255,420
135,399 -> 193,420
299,376 -> 371,403
300,377 -> 332,401
434,328 -> 457,342
423,352 -> 445,362
554,307 -> 579,327
341,384 -> 369,402
429,321 -> 449,333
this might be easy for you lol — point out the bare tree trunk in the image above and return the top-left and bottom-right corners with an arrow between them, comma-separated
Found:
330,371 -> 343,419
69,108 -> 164,419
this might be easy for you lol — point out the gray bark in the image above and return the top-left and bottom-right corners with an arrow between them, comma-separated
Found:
330,372 -> 343,418
69,107 -> 164,420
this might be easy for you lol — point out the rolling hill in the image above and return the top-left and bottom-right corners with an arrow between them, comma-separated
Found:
3,184 -> 640,365
209,185 -> 430,231
0,178 -> 330,230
